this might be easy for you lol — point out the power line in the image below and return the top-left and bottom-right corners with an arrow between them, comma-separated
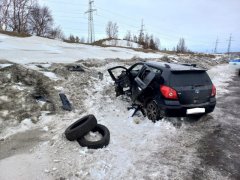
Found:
47,5 -> 223,44
48,4 -> 185,41
96,6 -> 140,22
45,0 -> 88,6
97,13 -> 214,43
40,1 -> 240,50
85,0 -> 97,43
95,14 -> 139,29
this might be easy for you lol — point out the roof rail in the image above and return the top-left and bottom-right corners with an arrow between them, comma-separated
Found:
164,64 -> 171,68
182,63 -> 197,67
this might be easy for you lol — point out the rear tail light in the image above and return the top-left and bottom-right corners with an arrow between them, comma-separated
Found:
211,84 -> 216,97
160,85 -> 178,100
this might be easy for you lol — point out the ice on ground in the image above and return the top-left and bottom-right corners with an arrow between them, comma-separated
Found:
0,118 -> 35,139
0,150 -> 50,180
42,72 -> 60,81
0,64 -> 13,68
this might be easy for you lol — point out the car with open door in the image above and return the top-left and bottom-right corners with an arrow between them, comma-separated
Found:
108,61 -> 216,122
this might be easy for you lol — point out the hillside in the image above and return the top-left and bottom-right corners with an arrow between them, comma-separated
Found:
102,39 -> 142,48
0,34 -> 162,64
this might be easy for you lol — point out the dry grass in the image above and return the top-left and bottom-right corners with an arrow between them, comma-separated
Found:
0,30 -> 30,37
92,37 -> 114,46
62,39 -> 89,45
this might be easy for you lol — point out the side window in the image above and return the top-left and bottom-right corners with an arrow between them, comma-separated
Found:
130,64 -> 143,72
139,66 -> 161,80
129,64 -> 144,77
148,66 -> 162,73
139,68 -> 150,80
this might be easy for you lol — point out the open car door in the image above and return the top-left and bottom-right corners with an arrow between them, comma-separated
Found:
108,66 -> 131,96
132,65 -> 156,102
108,66 -> 128,81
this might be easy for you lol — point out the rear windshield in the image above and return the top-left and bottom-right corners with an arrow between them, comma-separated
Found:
170,71 -> 212,87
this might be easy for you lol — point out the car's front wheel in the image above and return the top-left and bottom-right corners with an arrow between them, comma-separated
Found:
146,100 -> 164,122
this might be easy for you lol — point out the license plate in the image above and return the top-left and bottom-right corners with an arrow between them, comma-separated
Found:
187,108 -> 205,114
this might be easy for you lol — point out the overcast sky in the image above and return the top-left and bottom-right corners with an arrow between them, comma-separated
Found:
39,0 -> 240,53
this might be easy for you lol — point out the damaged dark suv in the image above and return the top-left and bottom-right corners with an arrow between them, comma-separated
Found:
108,61 -> 216,121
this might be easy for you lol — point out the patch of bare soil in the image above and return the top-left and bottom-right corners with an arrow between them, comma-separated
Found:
0,64 -> 60,129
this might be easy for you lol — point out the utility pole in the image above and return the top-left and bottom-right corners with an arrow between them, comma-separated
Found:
227,34 -> 233,55
227,34 -> 234,60
140,19 -> 145,37
214,37 -> 219,54
138,19 -> 145,45
85,0 -> 97,44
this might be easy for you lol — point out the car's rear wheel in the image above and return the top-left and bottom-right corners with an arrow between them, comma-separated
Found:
146,100 -> 164,122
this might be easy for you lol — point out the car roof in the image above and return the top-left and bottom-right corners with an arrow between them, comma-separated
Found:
145,61 -> 206,72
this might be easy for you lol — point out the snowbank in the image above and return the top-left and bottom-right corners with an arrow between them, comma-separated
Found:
0,34 -> 162,64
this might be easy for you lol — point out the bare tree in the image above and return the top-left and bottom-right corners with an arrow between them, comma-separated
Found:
106,21 -> 111,38
105,21 -> 118,39
0,0 -> 11,30
176,38 -> 188,53
150,35 -> 159,50
68,34 -> 75,43
124,30 -> 131,46
172,47 -> 176,52
124,30 -> 131,41
8,0 -> 36,33
75,36 -> 79,43
138,30 -> 144,47
0,0 -> 61,38
149,36 -> 156,50
143,33 -> 150,49
48,26 -> 63,39
154,37 -> 160,50
29,4 -> 53,36
133,35 -> 138,43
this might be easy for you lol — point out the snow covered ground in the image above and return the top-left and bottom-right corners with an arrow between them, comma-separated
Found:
0,33 -> 236,180
102,39 -> 141,48
0,59 -> 237,180
0,34 -> 162,64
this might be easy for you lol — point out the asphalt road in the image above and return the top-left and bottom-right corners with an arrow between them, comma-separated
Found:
193,74 -> 240,179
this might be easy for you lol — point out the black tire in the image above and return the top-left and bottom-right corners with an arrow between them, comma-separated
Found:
146,100 -> 164,122
77,124 -> 110,149
65,115 -> 97,141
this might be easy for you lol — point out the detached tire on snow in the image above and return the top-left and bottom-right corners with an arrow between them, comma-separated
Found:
65,115 -> 97,141
77,124 -> 110,149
